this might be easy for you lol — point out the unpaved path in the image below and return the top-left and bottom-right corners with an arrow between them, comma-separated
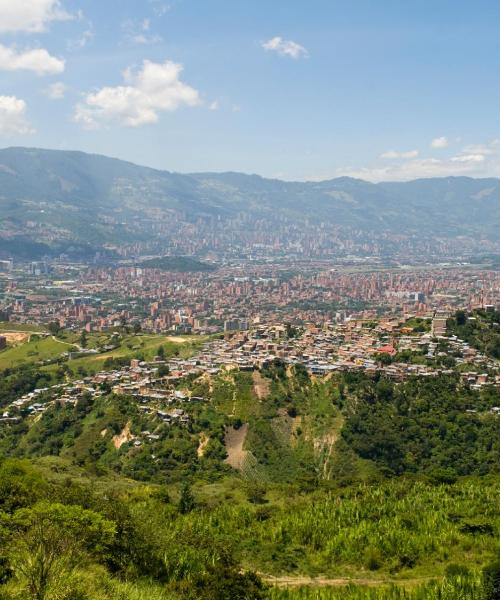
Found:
197,432 -> 210,457
224,423 -> 249,469
252,371 -> 270,400
262,575 -> 433,588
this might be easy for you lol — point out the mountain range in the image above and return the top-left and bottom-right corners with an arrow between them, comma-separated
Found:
0,147 -> 498,260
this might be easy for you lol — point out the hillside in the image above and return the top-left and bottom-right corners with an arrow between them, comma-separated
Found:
0,147 -> 499,259
0,330 -> 498,598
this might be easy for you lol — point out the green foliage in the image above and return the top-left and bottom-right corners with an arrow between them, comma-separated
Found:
178,483 -> 196,514
447,309 -> 500,359
139,256 -> 216,272
341,374 -> 499,476
482,560 -> 500,600
5,502 -> 115,600
266,575 -> 483,599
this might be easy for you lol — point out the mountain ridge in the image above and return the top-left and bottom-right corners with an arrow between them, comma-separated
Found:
0,147 -> 498,260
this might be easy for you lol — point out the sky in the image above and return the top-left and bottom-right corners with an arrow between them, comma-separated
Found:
1,0 -> 500,181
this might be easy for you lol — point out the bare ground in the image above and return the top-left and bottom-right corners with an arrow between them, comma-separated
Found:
112,421 -> 134,449
262,575 -> 434,588
1,332 -> 31,344
252,371 -> 270,400
224,423 -> 249,470
197,432 -> 210,457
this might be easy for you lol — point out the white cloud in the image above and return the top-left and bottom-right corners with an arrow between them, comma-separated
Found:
335,158 -> 483,182
0,43 -> 64,75
75,59 -> 200,128
45,81 -> 67,99
313,137 -> 500,182
0,0 -> 71,33
122,18 -> 162,45
149,0 -> 171,17
262,36 -> 308,59
67,25 -> 94,51
380,149 -> 419,159
209,100 -> 219,111
450,153 -> 485,163
431,136 -> 449,149
0,96 -> 34,136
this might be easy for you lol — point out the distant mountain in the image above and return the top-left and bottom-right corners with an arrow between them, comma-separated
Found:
0,147 -> 498,259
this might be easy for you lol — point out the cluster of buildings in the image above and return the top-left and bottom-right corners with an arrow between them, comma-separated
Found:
0,260 -> 498,336
2,312 -> 498,429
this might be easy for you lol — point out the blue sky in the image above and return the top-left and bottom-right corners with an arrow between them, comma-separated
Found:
1,0 -> 500,181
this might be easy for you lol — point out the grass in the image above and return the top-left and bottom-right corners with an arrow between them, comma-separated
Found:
0,329 -> 205,375
0,321 -> 47,333
266,575 -> 483,599
161,477 -> 499,579
58,333 -> 204,374
0,336 -> 72,370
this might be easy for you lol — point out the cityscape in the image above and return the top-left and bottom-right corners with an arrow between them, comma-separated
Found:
0,1 -> 499,600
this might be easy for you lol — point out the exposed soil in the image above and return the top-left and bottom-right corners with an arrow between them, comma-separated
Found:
262,575 -> 434,588
224,423 -> 249,470
252,371 -> 270,400
197,432 -> 210,457
1,332 -> 30,344
112,421 -> 134,449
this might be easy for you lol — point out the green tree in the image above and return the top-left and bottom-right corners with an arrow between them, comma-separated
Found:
157,364 -> 170,377
47,322 -> 61,336
8,502 -> 115,600
178,483 -> 195,514
79,330 -> 87,348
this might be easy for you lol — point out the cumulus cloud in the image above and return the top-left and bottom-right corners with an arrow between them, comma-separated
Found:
45,81 -> 67,99
380,149 -> 419,159
75,59 -> 200,128
262,36 -> 308,59
0,43 -> 64,75
0,0 -> 71,33
431,136 -> 449,149
0,96 -> 34,136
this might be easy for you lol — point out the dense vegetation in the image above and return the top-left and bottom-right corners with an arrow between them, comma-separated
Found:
139,256 -> 217,272
0,458 -> 498,599
0,326 -> 498,598
448,309 -> 500,359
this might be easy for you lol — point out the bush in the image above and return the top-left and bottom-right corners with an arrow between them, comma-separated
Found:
482,560 -> 500,600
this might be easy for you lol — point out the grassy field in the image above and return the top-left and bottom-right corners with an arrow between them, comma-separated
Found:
0,326 -> 205,374
0,335 -> 72,370
0,321 -> 47,332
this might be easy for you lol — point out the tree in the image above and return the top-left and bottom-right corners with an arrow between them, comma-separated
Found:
47,322 -> 61,336
157,345 -> 165,359
132,321 -> 142,334
157,364 -> 170,377
178,482 -> 195,514
8,502 -> 115,600
184,566 -> 266,600
455,310 -> 467,326
79,330 -> 87,349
